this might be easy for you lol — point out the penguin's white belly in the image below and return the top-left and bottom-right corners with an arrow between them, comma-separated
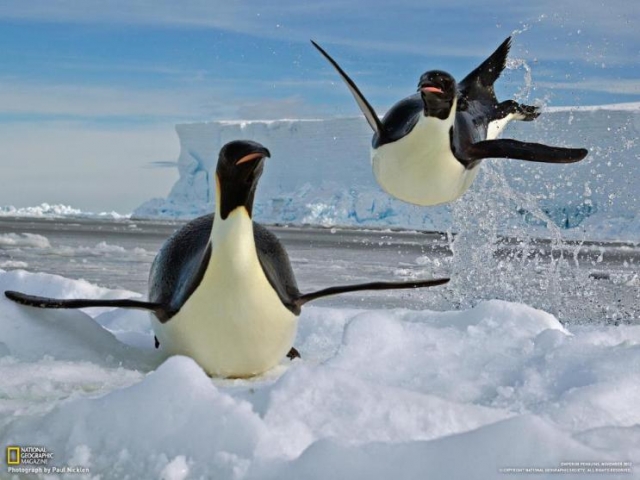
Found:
152,210 -> 297,378
372,115 -> 479,206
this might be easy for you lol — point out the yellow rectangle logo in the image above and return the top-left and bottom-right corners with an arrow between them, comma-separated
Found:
6,446 -> 20,465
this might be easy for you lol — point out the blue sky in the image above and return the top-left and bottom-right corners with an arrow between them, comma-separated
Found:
0,1 -> 637,211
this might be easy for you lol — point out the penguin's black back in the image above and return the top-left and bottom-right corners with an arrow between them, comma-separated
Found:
148,214 -> 301,322
374,94 -> 423,148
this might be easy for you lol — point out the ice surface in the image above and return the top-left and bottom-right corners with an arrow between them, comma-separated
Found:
1,271 -> 638,479
134,104 -> 640,242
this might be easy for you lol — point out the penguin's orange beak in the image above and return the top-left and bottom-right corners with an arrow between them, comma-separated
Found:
421,86 -> 444,95
236,152 -> 265,165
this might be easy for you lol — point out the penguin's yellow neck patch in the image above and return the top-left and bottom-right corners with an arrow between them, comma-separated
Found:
215,173 -> 221,213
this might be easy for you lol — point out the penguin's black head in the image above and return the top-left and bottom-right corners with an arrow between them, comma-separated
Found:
417,70 -> 456,120
216,140 -> 271,220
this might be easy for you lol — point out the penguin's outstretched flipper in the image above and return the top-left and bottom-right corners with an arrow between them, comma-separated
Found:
466,139 -> 588,164
294,277 -> 449,307
311,40 -> 383,136
5,290 -> 165,315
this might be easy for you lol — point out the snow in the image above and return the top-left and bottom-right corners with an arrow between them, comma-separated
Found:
1,269 -> 637,479
0,261 -> 29,269
0,233 -> 152,264
0,203 -> 128,220
0,233 -> 51,249
133,104 -> 640,242
49,241 -> 146,258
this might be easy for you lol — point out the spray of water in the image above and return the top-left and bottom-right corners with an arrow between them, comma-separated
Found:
426,49 -> 639,325
440,161 -> 597,320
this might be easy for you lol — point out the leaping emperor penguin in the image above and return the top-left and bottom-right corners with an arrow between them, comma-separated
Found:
5,140 -> 449,378
311,37 -> 588,206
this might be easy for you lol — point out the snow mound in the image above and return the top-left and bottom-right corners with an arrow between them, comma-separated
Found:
2,357 -> 265,479
255,416 -> 600,480
0,269 -> 160,368
1,271 -> 638,479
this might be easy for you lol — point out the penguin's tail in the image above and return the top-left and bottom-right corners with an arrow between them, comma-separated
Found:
4,290 -> 164,314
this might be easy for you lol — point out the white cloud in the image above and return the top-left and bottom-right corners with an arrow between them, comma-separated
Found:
0,78 -> 328,121
0,0 -> 635,60
233,95 -> 328,120
0,81 -> 205,118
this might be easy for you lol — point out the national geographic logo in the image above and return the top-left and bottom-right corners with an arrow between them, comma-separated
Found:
6,447 -> 20,465
6,446 -> 53,465
5,446 -> 90,475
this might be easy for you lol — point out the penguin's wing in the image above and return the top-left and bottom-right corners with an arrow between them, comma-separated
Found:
147,216 -> 213,322
5,290 -> 165,315
311,40 -> 383,135
254,223 -> 303,314
464,139 -> 588,164
458,37 -> 511,106
294,278 -> 449,307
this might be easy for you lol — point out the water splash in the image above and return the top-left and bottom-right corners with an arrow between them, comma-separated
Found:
506,57 -> 534,104
429,108 -> 639,324
432,163 -> 606,323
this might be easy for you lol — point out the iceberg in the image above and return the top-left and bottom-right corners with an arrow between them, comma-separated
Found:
134,104 -> 640,242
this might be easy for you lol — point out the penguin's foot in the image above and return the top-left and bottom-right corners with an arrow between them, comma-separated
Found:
494,100 -> 540,121
287,347 -> 301,360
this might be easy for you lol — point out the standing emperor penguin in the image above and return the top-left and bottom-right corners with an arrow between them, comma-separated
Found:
312,37 -> 588,206
5,140 -> 449,378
